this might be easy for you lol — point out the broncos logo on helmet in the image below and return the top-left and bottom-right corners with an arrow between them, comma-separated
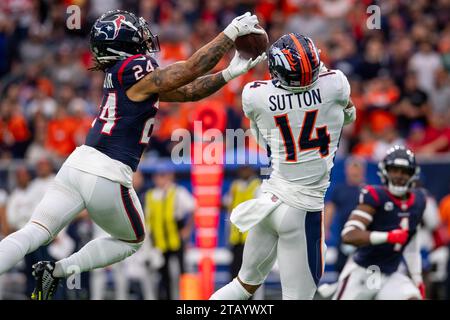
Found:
269,33 -> 321,92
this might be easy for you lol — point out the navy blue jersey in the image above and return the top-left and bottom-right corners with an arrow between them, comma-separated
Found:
85,54 -> 159,171
353,185 -> 426,274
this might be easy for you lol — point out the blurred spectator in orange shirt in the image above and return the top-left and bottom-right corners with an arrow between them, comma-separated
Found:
158,9 -> 191,66
351,126 -> 377,159
369,109 -> 397,136
364,76 -> 400,112
439,194 -> 450,242
150,102 -> 193,157
45,105 -> 78,159
255,0 -> 278,23
0,84 -> 31,158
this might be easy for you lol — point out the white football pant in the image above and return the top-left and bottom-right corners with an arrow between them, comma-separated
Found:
238,203 -> 325,300
333,258 -> 422,300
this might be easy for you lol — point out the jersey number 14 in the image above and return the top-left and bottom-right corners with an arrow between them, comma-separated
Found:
274,110 -> 331,161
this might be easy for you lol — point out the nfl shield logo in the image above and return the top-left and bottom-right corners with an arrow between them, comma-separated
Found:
384,201 -> 394,211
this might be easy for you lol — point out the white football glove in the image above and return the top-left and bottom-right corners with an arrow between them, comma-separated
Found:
343,105 -> 356,125
222,51 -> 267,82
223,12 -> 265,41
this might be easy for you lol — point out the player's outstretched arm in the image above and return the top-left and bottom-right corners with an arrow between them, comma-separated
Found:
127,12 -> 264,102
159,51 -> 266,102
341,203 -> 409,247
341,204 -> 376,246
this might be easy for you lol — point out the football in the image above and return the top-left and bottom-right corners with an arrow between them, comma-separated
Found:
235,25 -> 269,60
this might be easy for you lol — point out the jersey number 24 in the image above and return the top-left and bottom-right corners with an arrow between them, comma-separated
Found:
92,92 -> 155,144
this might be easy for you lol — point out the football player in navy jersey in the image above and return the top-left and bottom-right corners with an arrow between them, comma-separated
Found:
333,146 -> 426,300
0,10 -> 266,300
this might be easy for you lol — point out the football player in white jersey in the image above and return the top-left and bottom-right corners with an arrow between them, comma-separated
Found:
210,33 -> 356,300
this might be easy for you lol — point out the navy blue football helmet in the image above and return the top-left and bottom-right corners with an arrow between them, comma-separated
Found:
378,145 -> 420,197
90,10 -> 160,69
268,33 -> 321,91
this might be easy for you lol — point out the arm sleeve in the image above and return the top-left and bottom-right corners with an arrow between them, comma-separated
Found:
250,119 -> 268,149
423,195 -> 441,230
343,106 -> 356,125
119,55 -> 159,91
335,70 -> 351,108
403,228 -> 422,283
242,83 -> 268,149
242,83 -> 255,121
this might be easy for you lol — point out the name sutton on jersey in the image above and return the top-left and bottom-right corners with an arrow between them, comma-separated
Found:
269,88 -> 322,111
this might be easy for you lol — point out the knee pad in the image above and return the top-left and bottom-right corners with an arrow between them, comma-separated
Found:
30,180 -> 83,238
8,222 -> 52,255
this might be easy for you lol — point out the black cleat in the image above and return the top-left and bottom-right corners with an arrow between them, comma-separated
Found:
31,261 -> 60,300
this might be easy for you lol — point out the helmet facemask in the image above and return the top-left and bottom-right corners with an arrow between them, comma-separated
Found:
138,17 -> 160,55
378,162 -> 420,197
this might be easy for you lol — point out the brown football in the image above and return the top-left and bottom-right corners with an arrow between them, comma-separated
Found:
235,25 -> 269,60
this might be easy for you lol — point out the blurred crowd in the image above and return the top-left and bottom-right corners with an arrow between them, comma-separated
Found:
0,0 -> 450,299
1,0 -> 450,164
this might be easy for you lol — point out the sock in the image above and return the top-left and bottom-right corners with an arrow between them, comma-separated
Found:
209,278 -> 252,300
53,237 -> 142,277
0,222 -> 51,275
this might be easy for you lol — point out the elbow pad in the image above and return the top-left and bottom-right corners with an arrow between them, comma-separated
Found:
343,106 -> 356,125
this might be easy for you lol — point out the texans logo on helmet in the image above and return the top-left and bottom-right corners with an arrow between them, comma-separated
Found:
94,14 -> 126,40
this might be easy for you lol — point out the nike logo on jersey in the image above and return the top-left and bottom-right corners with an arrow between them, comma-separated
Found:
269,88 -> 322,111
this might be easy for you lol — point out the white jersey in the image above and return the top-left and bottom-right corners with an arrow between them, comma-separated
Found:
64,145 -> 133,188
242,67 -> 350,211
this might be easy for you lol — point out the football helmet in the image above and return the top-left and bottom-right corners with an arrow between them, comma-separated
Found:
377,145 -> 420,197
268,33 -> 321,92
90,10 -> 160,69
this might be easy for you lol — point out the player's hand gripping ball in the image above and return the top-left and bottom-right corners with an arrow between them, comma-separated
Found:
235,25 -> 269,60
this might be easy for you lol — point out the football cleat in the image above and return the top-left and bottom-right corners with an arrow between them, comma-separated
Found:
31,261 -> 60,300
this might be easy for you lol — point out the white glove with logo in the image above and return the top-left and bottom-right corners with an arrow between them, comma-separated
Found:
223,12 -> 264,41
222,51 -> 267,82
